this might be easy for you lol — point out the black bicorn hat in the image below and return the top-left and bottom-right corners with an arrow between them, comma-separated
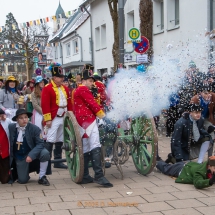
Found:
188,104 -> 203,112
51,66 -> 64,77
81,64 -> 95,81
12,109 -> 32,121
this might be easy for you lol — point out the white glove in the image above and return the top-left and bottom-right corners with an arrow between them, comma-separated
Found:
5,109 -> 12,115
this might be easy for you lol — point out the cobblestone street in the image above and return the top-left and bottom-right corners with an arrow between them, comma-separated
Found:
0,135 -> 214,215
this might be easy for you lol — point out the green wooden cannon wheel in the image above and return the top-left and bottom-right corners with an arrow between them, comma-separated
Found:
63,111 -> 84,183
131,116 -> 158,176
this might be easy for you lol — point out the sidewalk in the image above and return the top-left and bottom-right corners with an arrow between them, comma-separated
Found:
0,136 -> 214,215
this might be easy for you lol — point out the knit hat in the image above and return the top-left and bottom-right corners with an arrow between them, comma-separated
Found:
188,104 -> 203,112
189,60 -> 196,68
0,108 -> 5,115
208,156 -> 215,166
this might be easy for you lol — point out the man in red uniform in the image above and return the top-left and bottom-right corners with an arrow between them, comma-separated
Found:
41,63 -> 72,169
0,108 -> 12,184
73,66 -> 113,188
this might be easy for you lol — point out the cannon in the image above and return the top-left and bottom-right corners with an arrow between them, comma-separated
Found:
63,111 -> 158,183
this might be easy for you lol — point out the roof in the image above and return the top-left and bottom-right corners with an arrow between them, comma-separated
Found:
49,9 -> 81,43
79,0 -> 95,8
61,10 -> 90,39
56,1 -> 66,19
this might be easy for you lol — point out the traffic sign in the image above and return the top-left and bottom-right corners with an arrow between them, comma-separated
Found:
133,36 -> 150,54
128,28 -> 140,41
136,54 -> 148,64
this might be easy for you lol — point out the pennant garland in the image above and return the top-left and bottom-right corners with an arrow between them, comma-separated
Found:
0,9 -> 77,32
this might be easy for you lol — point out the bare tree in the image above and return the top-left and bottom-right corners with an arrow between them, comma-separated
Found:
1,13 -> 49,79
108,0 -> 119,71
139,0 -> 153,62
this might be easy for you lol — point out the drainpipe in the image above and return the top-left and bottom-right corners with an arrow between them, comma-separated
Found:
81,6 -> 94,65
75,31 -> 83,62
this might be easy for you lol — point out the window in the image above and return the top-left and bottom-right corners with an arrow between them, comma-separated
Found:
127,10 -> 134,31
153,0 -> 164,34
210,0 -> 215,31
167,0 -> 180,30
101,24 -> 107,48
73,39 -> 78,54
95,27 -> 100,50
66,43 -> 70,56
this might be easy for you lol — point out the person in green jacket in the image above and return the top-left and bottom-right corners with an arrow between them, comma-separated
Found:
156,156 -> 215,189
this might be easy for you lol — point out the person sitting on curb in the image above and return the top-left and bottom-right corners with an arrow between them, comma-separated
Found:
8,109 -> 51,185
156,156 -> 215,189
166,104 -> 213,164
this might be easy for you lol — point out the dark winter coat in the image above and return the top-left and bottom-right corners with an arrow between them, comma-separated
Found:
171,113 -> 212,161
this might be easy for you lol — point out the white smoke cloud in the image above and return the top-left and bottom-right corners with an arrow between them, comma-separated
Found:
106,32 -> 210,121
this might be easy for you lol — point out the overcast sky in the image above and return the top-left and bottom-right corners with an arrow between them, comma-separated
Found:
0,0 -> 84,26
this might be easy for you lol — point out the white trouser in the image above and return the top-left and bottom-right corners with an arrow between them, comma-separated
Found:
82,123 -> 101,154
197,141 -> 210,163
46,116 -> 63,143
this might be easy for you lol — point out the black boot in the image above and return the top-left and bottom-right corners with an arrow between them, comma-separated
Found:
44,142 -> 53,174
81,152 -> 94,184
90,147 -> 113,188
54,142 -> 68,169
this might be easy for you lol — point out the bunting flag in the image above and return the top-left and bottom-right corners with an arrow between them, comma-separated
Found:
0,9 -> 77,32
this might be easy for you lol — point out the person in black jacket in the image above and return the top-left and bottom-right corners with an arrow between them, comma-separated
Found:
8,109 -> 51,185
169,104 -> 213,163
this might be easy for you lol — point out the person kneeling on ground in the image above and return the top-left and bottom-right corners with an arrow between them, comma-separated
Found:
156,156 -> 215,189
9,109 -> 51,185
167,104 -> 213,164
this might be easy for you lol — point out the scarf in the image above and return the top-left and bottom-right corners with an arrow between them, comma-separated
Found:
9,87 -> 16,93
30,87 -> 34,92
189,115 -> 200,142
16,123 -> 27,142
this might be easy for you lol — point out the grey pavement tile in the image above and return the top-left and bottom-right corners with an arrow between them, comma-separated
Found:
162,208 -> 203,215
170,190 -> 208,199
54,182 -> 81,189
136,202 -> 173,213
0,184 -> 27,192
0,192 -> 13,200
48,179 -> 67,184
0,198 -> 29,207
71,187 -> 103,195
126,181 -> 156,189
166,199 -> 206,209
196,205 -> 215,215
14,190 -> 45,198
29,195 -> 62,204
103,206 -> 141,214
36,210 -> 71,215
99,184 -> 130,192
145,185 -> 179,194
49,201 -> 84,210
70,208 -> 107,215
110,195 -> 147,204
44,189 -> 75,196
117,188 -> 152,197
90,191 -> 123,200
0,206 -> 15,215
15,203 -> 50,214
142,193 -> 177,203
151,179 -> 176,186
61,194 -> 94,202
197,196 -> 215,206
26,184 -> 56,191
131,175 -> 161,183
133,213 -> 163,215
171,183 -> 196,191
198,187 -> 215,197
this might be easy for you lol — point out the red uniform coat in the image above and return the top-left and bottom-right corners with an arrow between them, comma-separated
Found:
95,81 -> 107,109
73,85 -> 105,129
41,80 -> 72,122
0,124 -> 9,158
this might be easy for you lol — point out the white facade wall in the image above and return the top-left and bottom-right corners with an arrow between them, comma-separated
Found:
89,0 -> 210,73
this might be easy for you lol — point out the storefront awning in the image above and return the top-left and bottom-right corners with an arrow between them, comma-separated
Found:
62,61 -> 92,69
